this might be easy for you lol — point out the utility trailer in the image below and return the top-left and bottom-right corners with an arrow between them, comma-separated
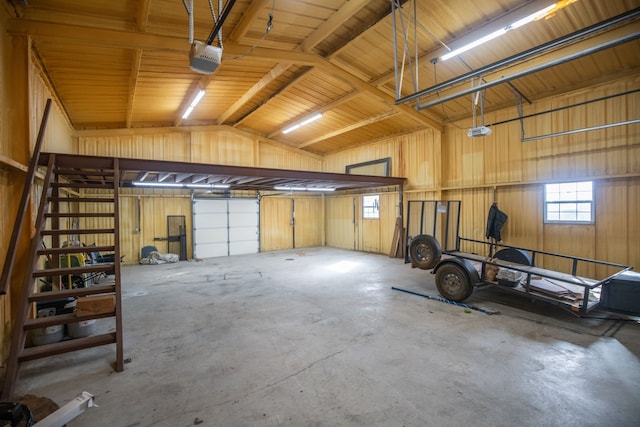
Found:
405,200 -> 640,317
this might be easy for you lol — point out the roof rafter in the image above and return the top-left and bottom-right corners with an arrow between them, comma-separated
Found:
9,17 -> 442,132
297,110 -> 400,148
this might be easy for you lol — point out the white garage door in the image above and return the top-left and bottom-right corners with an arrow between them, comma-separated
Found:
193,198 -> 259,258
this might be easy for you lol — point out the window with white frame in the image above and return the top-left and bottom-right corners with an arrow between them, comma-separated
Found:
544,181 -> 593,223
363,195 -> 380,219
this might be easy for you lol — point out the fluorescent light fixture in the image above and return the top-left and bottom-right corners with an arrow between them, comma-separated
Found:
133,182 -> 183,188
181,89 -> 206,119
274,185 -> 335,192
307,187 -> 335,192
282,113 -> 323,134
440,3 -> 557,61
510,4 -> 557,29
133,181 -> 229,189
274,186 -> 306,191
185,183 -> 230,189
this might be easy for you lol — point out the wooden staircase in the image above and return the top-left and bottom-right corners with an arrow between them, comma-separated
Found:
1,153 -> 124,399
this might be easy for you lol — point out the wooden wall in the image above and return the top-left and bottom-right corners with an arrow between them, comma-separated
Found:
260,194 -> 324,252
77,128 -> 325,258
323,129 -> 439,254
77,127 -> 324,171
441,76 -> 640,275
0,16 -> 75,362
322,76 -> 639,277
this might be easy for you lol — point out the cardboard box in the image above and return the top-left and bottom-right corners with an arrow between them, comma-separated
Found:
76,295 -> 115,317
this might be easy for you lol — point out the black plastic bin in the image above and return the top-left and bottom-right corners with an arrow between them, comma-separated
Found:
36,297 -> 76,315
600,271 -> 640,316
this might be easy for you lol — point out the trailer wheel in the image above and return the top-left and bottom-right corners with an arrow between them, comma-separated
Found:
408,235 -> 442,270
435,263 -> 473,301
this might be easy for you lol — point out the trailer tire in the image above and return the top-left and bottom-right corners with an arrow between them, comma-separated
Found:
435,263 -> 473,301
408,235 -> 442,270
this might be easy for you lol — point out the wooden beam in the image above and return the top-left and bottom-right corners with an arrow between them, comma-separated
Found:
228,0 -> 272,42
7,19 -> 187,52
218,63 -> 290,124
125,50 -> 143,128
298,110 -> 400,148
220,0 -> 371,128
10,17 -> 442,131
233,67 -> 312,126
125,0 -> 152,128
268,89 -> 361,139
136,0 -> 152,32
0,154 -> 28,173
327,0 -> 409,59
300,0 -> 369,52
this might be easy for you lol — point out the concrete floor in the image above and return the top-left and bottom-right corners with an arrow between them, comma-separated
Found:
11,247 -> 640,426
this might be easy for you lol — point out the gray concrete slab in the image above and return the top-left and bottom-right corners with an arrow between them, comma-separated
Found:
12,247 -> 640,426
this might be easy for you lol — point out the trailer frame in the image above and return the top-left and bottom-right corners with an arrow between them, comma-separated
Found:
406,200 -> 634,316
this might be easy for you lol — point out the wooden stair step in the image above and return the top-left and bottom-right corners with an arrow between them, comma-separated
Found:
24,311 -> 116,330
28,285 -> 116,302
37,245 -> 115,256
54,168 -> 114,176
41,228 -> 115,236
19,333 -> 117,362
47,197 -> 115,203
45,212 -> 114,218
33,264 -> 116,278
51,182 -> 115,189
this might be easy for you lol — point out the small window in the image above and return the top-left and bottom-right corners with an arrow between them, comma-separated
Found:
544,181 -> 593,224
363,195 -> 380,219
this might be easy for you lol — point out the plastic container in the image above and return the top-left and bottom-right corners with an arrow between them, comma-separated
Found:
68,319 -> 97,338
31,308 -> 63,346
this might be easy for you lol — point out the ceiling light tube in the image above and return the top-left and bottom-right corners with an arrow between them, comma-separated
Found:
273,185 -> 335,192
182,89 -> 206,119
274,186 -> 306,191
133,182 -> 183,188
307,187 -> 335,192
440,3 -> 557,61
282,112 -> 323,134
133,181 -> 230,189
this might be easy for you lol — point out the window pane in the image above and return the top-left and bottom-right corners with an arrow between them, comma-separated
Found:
577,190 -> 592,201
576,181 -> 592,192
559,211 -> 576,221
363,195 -> 379,219
577,212 -> 591,221
544,181 -> 593,223
545,184 -> 560,201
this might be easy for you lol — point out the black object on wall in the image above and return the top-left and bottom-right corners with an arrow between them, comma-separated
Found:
167,215 -> 187,261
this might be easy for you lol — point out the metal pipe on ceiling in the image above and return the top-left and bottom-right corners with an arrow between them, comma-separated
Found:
395,8 -> 640,106
522,119 -> 640,142
415,30 -> 640,111
485,88 -> 640,128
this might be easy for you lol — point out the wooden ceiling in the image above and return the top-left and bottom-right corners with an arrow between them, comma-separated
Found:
6,0 -> 640,155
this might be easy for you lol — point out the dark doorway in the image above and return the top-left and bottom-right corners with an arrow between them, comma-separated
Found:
167,215 -> 187,260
